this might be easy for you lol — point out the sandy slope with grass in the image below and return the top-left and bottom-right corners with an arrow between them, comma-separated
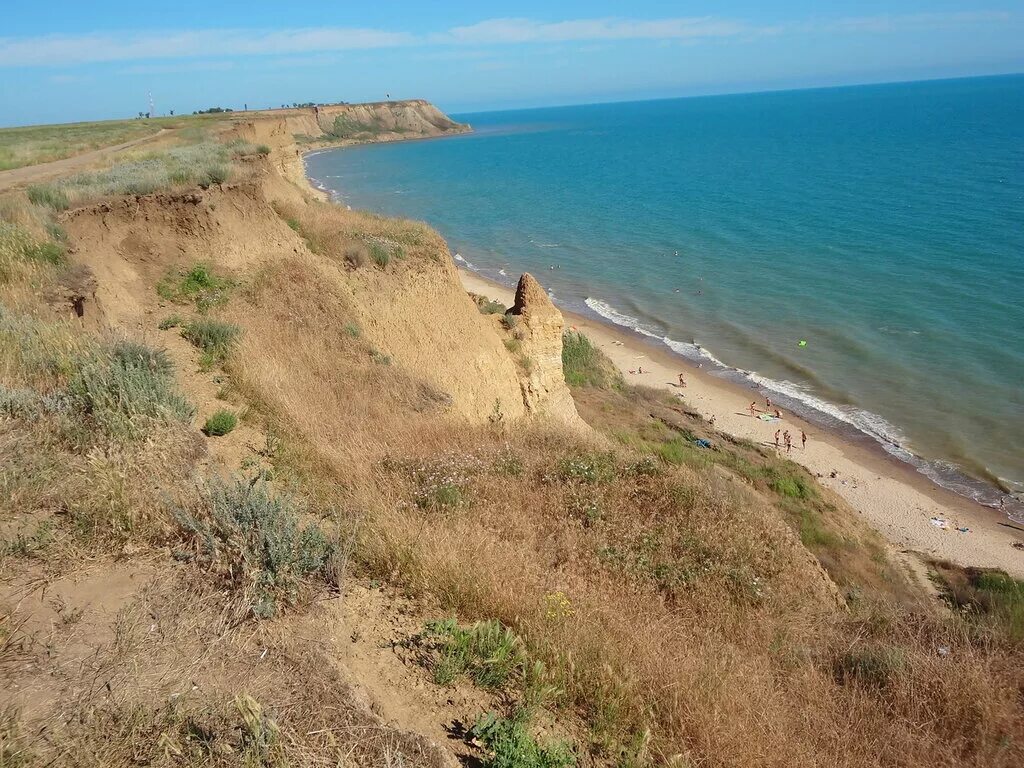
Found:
459,269 -> 1024,578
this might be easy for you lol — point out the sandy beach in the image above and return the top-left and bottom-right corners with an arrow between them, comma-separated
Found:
460,268 -> 1024,578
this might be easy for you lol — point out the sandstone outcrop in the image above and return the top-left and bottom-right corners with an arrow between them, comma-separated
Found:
507,273 -> 583,427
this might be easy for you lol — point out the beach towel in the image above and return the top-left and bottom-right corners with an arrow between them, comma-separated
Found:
929,517 -> 949,530
758,414 -> 778,422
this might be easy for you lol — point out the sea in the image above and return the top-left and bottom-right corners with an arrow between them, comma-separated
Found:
306,75 -> 1024,521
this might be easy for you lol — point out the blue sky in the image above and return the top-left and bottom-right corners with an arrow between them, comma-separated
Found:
1,1 -> 1022,126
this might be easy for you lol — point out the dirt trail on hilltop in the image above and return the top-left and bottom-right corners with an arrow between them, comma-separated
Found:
0,128 -> 172,191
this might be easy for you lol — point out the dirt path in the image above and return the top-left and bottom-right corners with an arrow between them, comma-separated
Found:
0,128 -> 172,191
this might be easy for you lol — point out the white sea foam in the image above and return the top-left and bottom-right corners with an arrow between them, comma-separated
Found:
584,298 -> 661,340
454,253 -> 465,262
585,295 -> 909,455
498,269 -> 507,276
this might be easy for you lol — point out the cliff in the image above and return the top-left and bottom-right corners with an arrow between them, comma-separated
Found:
244,99 -> 470,146
3,109 -> 1012,768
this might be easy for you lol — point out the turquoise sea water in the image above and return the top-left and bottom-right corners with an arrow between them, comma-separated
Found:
306,76 -> 1024,518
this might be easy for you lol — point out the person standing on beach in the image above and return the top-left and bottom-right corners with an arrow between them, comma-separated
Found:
801,430 -> 807,449
774,429 -> 780,448
749,402 -> 757,416
784,430 -> 792,452
678,373 -> 686,388
766,397 -> 772,411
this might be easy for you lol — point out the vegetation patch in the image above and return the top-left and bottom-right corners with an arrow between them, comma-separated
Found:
834,645 -> 905,689
26,184 -> 70,211
157,263 -> 233,311
181,318 -> 240,367
158,314 -> 183,330
470,710 -> 575,768
172,479 -> 333,619
931,562 -> 1024,642
67,340 -> 194,439
552,452 -> 618,485
28,141 -> 261,207
0,221 -> 66,283
471,293 -> 507,315
562,331 -> 622,389
420,618 -> 526,688
203,408 -> 238,436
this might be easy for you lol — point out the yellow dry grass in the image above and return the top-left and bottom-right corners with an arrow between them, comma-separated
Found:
1,148 -> 1021,768
220,232 -> 1024,767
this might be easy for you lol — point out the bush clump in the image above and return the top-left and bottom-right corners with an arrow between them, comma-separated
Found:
67,339 -> 194,439
173,479 -> 333,619
369,241 -> 390,268
37,141 -> 255,206
423,618 -> 526,688
562,331 -> 621,389
26,184 -> 69,211
181,318 -> 240,367
203,409 -> 237,436
470,711 -> 575,768
157,263 -> 232,311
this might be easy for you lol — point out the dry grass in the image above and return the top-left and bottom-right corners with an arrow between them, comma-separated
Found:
208,199 -> 1024,768
273,199 -> 441,270
0,113 -> 227,171
2,150 -> 1022,768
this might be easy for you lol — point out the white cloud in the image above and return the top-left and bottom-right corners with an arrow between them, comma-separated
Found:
824,11 -> 1012,34
0,27 -> 412,67
436,17 -> 755,45
0,12 -> 1014,68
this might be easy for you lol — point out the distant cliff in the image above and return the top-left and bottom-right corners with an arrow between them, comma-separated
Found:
262,99 -> 470,146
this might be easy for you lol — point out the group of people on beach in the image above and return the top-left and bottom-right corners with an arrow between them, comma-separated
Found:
774,428 -> 806,452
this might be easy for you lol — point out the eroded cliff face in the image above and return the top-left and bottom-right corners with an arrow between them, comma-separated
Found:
262,100 -> 469,144
58,151 -> 579,429
506,273 -> 584,427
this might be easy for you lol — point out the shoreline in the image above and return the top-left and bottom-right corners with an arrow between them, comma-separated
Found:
459,267 -> 1024,578
295,141 -> 1024,578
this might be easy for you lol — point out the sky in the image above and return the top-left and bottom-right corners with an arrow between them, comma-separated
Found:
1,1 -> 1022,127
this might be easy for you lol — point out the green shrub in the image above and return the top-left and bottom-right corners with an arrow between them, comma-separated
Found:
368,241 -> 390,268
475,297 -> 506,315
181,318 -> 240,364
23,243 -> 66,268
370,349 -> 391,366
424,618 -> 526,688
157,263 -> 233,311
470,710 -> 575,768
203,409 -> 237,436
255,144 -> 272,156
761,465 -> 816,499
67,339 -> 194,439
655,438 -> 710,469
343,322 -> 361,338
204,165 -> 229,186
172,479 -> 333,618
936,566 -> 1024,642
973,572 -> 1024,641
504,338 -> 522,354
158,314 -> 183,330
26,184 -> 69,211
562,331 -> 621,389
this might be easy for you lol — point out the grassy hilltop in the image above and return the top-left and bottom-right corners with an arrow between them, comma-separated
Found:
0,111 -> 1022,768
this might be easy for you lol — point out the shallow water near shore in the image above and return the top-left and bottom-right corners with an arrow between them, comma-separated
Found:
306,76 -> 1024,519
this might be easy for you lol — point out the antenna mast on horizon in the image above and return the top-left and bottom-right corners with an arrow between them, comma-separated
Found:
148,91 -> 155,118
